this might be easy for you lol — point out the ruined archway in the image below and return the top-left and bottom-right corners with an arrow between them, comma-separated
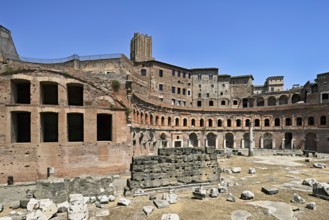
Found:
268,96 -> 276,106
263,132 -> 273,149
279,95 -> 288,105
225,133 -> 234,148
243,133 -> 250,149
207,132 -> 217,148
305,132 -> 317,152
189,133 -> 198,147
292,94 -> 301,104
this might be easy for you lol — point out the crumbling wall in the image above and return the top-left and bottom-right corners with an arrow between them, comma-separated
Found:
128,147 -> 220,190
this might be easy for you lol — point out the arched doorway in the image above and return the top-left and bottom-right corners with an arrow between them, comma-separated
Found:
160,133 -> 167,148
207,133 -> 216,147
244,133 -> 250,149
189,133 -> 198,147
263,133 -> 273,149
225,133 -> 234,148
285,132 -> 292,149
268,96 -> 276,106
292,94 -> 301,104
305,133 -> 317,152
279,95 -> 288,105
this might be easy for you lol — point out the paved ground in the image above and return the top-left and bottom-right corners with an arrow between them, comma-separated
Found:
0,155 -> 328,220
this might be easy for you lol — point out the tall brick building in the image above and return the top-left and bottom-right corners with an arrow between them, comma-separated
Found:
0,28 -> 328,183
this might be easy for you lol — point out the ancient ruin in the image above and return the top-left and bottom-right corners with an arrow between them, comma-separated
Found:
0,25 -> 328,187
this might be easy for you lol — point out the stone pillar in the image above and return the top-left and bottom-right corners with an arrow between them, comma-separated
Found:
291,138 -> 295,149
223,136 -> 226,149
233,136 -> 236,149
260,136 -> 264,149
241,139 -> 245,149
272,139 -> 276,149
249,122 -> 254,156
215,137 -> 218,149
281,139 -> 285,149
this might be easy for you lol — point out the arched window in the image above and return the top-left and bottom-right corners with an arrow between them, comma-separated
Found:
208,119 -> 213,127
254,119 -> 260,127
183,118 -> 187,126
320,116 -> 327,125
308,116 -> 315,125
161,116 -> 165,126
245,119 -> 250,127
191,118 -> 196,126
296,117 -> 303,126
155,116 -> 159,125
285,118 -> 291,126
256,97 -> 264,106
264,119 -> 270,127
168,117 -> 172,126
200,119 -> 204,127
217,119 -> 222,127
175,118 -> 179,126
227,119 -> 232,127
268,96 -> 276,106
279,95 -> 288,105
275,118 -> 280,126
236,119 -> 241,127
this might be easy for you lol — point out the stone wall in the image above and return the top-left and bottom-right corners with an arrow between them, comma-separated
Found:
128,147 -> 220,190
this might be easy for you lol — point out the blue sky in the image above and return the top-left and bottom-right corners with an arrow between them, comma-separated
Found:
1,0 -> 329,88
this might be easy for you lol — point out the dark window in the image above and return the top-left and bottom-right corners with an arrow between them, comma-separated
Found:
188,73 -> 191,79
97,114 -> 112,141
183,72 -> 186,78
322,93 -> 329,100
208,119 -> 213,127
68,113 -> 84,142
308,116 -> 315,125
233,100 -> 238,105
200,119 -> 204,127
255,119 -> 260,127
197,100 -> 202,107
209,74 -> 213,80
172,86 -> 175,93
178,71 -> 181,77
217,119 -> 222,127
320,116 -> 327,125
41,112 -> 58,142
296,117 -> 303,126
188,90 -> 191,96
172,70 -> 175,76
41,82 -> 58,105
11,112 -> 31,142
191,119 -> 196,126
159,98 -> 163,102
183,118 -> 187,126
198,74 -> 202,80
275,118 -> 280,126
209,100 -> 214,106
245,119 -> 250,127
12,80 -> 30,104
236,119 -> 241,127
264,119 -> 270,127
175,118 -> 179,126
221,100 -> 226,105
285,118 -> 291,126
183,89 -> 186,95
206,93 -> 209,98
159,84 -> 163,91
177,88 -> 181,94
168,117 -> 172,126
227,119 -> 232,127
141,69 -> 146,76
198,93 -> 201,98
68,84 -> 83,106
159,69 -> 163,77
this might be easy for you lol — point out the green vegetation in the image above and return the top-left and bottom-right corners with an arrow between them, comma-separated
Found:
111,80 -> 121,92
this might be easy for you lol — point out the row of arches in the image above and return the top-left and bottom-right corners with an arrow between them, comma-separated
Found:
133,110 -> 328,128
243,93 -> 302,108
159,132 -> 318,151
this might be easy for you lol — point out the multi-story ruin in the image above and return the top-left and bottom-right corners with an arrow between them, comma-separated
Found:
0,26 -> 328,183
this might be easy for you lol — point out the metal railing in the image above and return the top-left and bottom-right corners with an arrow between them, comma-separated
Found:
19,53 -> 122,64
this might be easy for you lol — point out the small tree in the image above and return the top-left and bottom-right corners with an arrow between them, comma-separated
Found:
111,80 -> 120,92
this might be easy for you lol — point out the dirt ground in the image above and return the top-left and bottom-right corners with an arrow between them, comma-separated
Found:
1,155 -> 329,220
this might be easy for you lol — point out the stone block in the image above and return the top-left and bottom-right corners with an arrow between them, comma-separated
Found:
261,187 -> 279,195
68,194 -> 88,220
143,206 -> 154,216
240,190 -> 254,200
153,200 -> 169,209
291,193 -> 305,204
161,213 -> 180,220
117,198 -> 131,206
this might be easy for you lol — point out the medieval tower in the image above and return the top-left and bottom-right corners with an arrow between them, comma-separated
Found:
130,33 -> 153,62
